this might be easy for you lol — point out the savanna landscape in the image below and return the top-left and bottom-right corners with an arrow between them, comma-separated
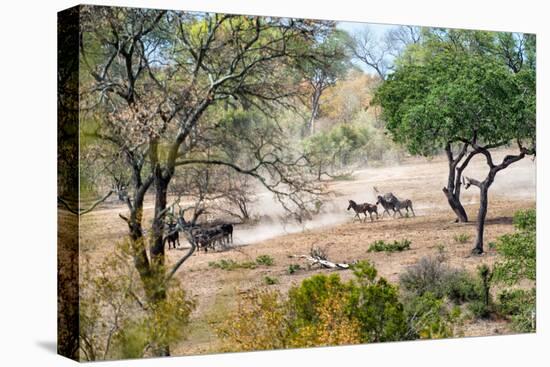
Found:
57,5 -> 536,361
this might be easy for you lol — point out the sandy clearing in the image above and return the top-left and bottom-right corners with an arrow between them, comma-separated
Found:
79,149 -> 536,355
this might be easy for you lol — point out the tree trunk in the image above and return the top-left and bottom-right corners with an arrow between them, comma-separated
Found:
151,175 -> 168,263
443,187 -> 469,223
149,169 -> 173,357
472,184 -> 489,254
443,144 -> 469,222
308,88 -> 321,135
126,181 -> 154,299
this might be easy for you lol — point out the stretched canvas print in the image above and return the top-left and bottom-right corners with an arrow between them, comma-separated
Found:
58,4 -> 536,362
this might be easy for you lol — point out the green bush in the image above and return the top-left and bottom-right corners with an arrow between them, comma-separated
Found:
79,243 -> 195,361
399,256 -> 481,304
208,256 -> 276,270
465,265 -> 494,320
453,233 -> 471,244
497,289 -> 530,316
442,271 -> 481,304
491,209 -> 536,331
513,208 -> 536,232
288,261 -> 409,343
264,276 -> 279,285
256,255 -> 275,266
368,239 -> 411,253
468,300 -> 491,319
403,292 -> 462,339
492,209 -> 536,284
347,262 -> 409,342
208,259 -> 257,270
496,288 -> 536,332
218,260 -> 464,351
288,273 -> 349,323
287,264 -> 302,274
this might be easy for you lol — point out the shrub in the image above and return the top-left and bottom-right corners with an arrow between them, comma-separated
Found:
79,242 -> 195,361
208,259 -> 257,270
208,257 -> 277,271
496,288 -> 536,332
513,208 -> 536,232
264,276 -> 279,285
399,256 -> 447,296
218,261 -> 410,350
256,255 -> 275,266
290,262 -> 411,343
442,271 -> 480,304
497,289 -> 530,316
492,209 -> 536,284
399,256 -> 481,304
453,233 -> 471,244
288,273 -> 349,324
287,264 -> 302,275
216,290 -> 290,352
468,300 -> 491,319
491,209 -> 536,331
303,123 -> 371,178
368,239 -> 411,253
467,265 -> 494,320
288,295 -> 362,348
346,261 -> 409,342
403,292 -> 463,339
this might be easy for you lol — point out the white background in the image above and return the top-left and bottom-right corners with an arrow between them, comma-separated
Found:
0,0 -> 547,365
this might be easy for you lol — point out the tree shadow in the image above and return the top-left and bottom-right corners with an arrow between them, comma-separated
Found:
458,216 -> 513,227
484,216 -> 514,225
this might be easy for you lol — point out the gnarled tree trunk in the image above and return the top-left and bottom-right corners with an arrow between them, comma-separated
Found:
443,142 -> 477,223
472,182 -> 490,254
465,144 -> 532,254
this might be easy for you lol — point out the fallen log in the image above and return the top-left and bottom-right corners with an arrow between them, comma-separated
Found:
291,255 -> 350,270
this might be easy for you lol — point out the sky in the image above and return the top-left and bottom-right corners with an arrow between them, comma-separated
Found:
337,21 -> 395,39
336,21 -> 397,74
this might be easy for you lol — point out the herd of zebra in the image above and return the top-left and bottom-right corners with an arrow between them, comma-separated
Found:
347,192 -> 415,222
162,191 -> 412,253
165,220 -> 234,253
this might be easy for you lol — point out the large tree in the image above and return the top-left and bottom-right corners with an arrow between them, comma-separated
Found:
374,29 -> 535,254
80,6 -> 336,356
299,29 -> 351,135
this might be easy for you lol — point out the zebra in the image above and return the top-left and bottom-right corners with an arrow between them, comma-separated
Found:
347,200 -> 379,222
394,198 -> 415,217
376,193 -> 400,217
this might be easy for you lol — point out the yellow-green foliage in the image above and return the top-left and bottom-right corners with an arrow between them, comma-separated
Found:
217,261 -> 414,352
288,295 -> 362,348
79,241 -> 195,361
493,209 -> 536,284
208,255 -> 275,271
492,209 -> 536,332
368,239 -> 411,253
216,290 -> 291,352
453,233 -> 471,244
403,292 -> 463,340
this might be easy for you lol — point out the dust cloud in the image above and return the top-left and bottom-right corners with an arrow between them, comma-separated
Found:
232,150 -> 536,246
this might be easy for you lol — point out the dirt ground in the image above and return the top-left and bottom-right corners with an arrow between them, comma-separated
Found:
79,149 -> 536,356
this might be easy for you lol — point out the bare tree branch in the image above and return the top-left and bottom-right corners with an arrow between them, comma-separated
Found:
57,190 -> 114,215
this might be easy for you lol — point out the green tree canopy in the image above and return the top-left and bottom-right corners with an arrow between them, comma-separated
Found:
374,29 -> 535,252
374,50 -> 534,157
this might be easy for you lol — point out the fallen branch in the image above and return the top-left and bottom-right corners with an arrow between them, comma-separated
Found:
290,254 -> 350,270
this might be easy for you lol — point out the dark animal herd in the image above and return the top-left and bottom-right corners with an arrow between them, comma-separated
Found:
165,218 -> 234,253
165,192 -> 412,253
348,192 -> 415,222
